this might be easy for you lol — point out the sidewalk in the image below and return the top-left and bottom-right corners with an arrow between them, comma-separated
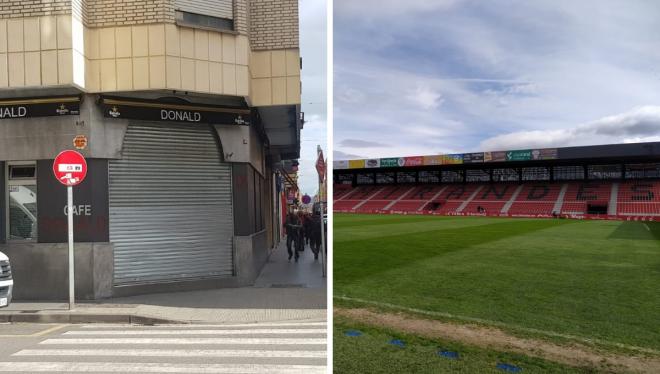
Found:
254,236 -> 326,289
0,240 -> 327,324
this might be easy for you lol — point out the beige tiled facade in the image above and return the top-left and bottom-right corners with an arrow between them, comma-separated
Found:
249,49 -> 300,106
0,0 -> 301,106
0,16 -> 75,87
84,23 -> 252,95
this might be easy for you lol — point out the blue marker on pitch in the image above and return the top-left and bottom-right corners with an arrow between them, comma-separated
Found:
389,339 -> 406,347
497,363 -> 522,372
438,350 -> 459,359
344,330 -> 362,337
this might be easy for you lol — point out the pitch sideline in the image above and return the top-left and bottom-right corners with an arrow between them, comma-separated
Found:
335,295 -> 660,355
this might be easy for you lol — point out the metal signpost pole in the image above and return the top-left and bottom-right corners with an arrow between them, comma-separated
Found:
319,198 -> 326,277
54,150 -> 87,311
316,145 -> 326,278
67,185 -> 74,310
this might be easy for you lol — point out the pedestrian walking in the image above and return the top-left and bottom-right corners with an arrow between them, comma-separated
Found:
309,212 -> 322,260
303,212 -> 313,246
285,208 -> 301,262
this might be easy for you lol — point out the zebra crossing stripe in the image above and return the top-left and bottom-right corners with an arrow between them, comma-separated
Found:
41,337 -> 326,345
64,329 -> 326,335
14,349 -> 326,358
0,362 -> 326,373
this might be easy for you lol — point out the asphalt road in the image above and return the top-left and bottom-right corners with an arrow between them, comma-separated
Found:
0,321 -> 327,373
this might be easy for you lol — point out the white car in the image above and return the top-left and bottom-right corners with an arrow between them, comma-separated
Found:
0,251 -> 13,307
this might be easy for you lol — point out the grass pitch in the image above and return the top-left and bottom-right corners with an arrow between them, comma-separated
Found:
334,214 -> 660,352
334,317 -> 593,374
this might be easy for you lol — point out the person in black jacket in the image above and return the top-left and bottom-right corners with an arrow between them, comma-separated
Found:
285,209 -> 301,262
309,213 -> 322,260
303,212 -> 313,246
295,211 -> 305,255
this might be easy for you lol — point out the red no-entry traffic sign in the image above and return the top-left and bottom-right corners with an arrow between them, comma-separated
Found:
53,150 -> 87,186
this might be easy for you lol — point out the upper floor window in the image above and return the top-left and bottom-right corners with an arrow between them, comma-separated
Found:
176,11 -> 234,32
175,0 -> 234,32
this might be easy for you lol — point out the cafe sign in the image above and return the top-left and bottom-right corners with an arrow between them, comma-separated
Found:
101,97 -> 251,126
0,96 -> 80,119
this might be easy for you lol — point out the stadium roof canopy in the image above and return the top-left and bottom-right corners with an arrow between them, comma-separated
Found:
333,141 -> 660,171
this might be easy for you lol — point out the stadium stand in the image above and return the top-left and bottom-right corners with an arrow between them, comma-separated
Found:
334,181 -> 660,217
617,181 -> 660,215
461,183 -> 517,214
508,183 -> 563,215
334,142 -> 660,219
560,182 -> 611,214
334,184 -> 353,200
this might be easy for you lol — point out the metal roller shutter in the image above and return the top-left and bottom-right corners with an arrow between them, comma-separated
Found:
175,0 -> 233,20
109,122 -> 234,285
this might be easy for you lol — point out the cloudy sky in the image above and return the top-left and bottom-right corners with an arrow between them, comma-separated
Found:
334,0 -> 660,160
297,0 -> 327,196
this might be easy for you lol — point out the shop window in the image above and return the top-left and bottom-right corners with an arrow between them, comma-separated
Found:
256,173 -> 263,232
252,169 -> 266,233
6,163 -> 37,241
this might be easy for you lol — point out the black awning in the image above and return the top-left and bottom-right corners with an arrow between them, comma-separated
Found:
0,95 -> 81,119
99,96 -> 251,126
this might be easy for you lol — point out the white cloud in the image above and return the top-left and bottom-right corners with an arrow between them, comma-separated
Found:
335,0 -> 460,18
334,150 -> 364,160
333,63 -> 475,159
483,83 -> 538,97
336,87 -> 366,105
339,139 -> 389,148
298,114 -> 327,196
406,85 -> 444,110
297,0 -> 327,196
480,106 -> 660,150
334,1 -> 660,161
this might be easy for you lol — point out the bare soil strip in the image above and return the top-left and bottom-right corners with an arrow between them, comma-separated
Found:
336,307 -> 660,374
335,295 -> 659,355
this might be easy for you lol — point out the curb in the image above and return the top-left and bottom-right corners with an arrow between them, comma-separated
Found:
0,313 -> 185,325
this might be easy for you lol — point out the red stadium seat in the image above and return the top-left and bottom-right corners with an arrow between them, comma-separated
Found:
333,180 -> 660,217
617,181 -> 660,216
